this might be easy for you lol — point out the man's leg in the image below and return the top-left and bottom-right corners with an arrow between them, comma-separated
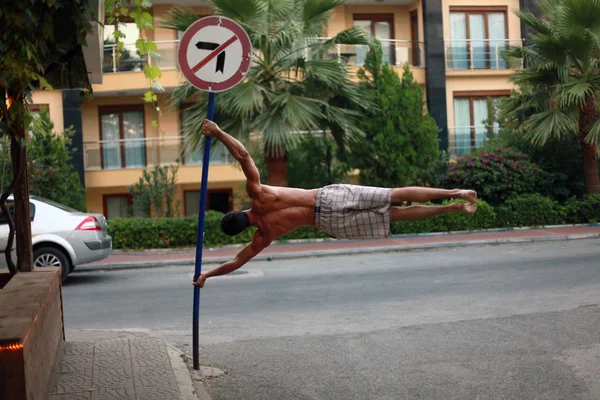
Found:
391,187 -> 477,204
390,203 -> 476,221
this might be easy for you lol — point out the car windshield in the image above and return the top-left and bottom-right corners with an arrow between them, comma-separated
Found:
32,196 -> 80,213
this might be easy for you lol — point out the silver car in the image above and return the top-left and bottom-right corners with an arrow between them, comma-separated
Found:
0,196 -> 111,282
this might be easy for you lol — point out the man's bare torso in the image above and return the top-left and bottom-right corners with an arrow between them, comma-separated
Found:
249,185 -> 318,240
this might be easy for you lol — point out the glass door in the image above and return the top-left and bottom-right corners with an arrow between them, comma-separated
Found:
101,113 -> 121,170
353,15 -> 394,66
450,13 -> 468,69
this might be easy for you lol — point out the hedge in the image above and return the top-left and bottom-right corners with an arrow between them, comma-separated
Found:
107,195 -> 600,250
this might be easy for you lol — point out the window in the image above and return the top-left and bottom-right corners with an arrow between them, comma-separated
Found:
0,201 -> 36,225
26,104 -> 48,139
453,91 -> 509,154
103,194 -> 142,220
185,190 -> 232,216
103,22 -> 145,72
353,14 -> 395,66
180,106 -> 230,165
99,106 -> 146,170
449,7 -> 507,69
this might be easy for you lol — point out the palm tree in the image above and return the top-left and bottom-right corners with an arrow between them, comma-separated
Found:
503,0 -> 600,194
161,0 -> 370,186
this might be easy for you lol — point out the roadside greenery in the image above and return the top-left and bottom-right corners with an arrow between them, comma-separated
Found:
0,109 -> 86,211
349,40 -> 440,187
108,195 -> 600,249
128,163 -> 180,218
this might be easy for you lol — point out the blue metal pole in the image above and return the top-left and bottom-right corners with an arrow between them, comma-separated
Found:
193,91 -> 216,371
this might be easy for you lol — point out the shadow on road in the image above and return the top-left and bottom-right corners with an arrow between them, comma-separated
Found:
63,273 -> 115,286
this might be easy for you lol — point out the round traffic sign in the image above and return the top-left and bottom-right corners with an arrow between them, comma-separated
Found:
177,16 -> 252,92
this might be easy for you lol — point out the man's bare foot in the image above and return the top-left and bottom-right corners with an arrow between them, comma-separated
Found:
203,119 -> 220,136
456,202 -> 477,214
456,189 -> 477,204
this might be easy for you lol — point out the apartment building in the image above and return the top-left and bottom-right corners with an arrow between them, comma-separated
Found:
30,0 -> 538,217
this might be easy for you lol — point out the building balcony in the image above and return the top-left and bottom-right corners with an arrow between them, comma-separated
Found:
445,39 -> 524,73
83,136 -> 232,171
101,38 -> 425,74
448,125 -> 500,158
317,38 -> 425,69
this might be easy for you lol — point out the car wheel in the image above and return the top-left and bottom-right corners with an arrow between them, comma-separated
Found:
33,247 -> 70,283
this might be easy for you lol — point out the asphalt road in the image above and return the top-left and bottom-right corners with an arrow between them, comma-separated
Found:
62,240 -> 600,400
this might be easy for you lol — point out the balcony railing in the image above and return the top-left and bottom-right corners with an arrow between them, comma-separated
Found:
102,40 -> 179,73
102,39 -> 425,73
445,39 -> 524,71
448,125 -> 500,157
83,136 -> 232,171
316,38 -> 425,68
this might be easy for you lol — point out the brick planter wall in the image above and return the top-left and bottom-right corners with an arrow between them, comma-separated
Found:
0,268 -> 64,400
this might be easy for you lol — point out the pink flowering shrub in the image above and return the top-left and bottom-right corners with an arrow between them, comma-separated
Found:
445,148 -> 550,205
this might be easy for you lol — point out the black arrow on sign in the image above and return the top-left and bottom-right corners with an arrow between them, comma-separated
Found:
196,41 -> 226,73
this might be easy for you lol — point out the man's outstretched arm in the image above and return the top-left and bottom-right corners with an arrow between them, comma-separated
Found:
203,120 -> 260,192
193,232 -> 271,287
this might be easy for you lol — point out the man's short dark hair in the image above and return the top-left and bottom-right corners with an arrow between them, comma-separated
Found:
220,211 -> 250,236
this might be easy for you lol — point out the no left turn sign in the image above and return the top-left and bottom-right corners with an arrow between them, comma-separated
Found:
178,16 -> 252,92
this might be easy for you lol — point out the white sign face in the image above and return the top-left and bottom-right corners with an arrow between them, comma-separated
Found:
185,25 -> 244,84
178,16 -> 252,92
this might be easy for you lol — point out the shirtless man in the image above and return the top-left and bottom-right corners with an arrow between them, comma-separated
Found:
194,120 -> 477,288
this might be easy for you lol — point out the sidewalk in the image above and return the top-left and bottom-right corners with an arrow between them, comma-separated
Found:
78,224 -> 600,272
52,330 -> 212,400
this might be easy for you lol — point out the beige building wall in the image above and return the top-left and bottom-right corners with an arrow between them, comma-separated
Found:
31,91 -> 64,132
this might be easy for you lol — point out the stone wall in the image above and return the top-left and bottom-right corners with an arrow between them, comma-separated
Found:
0,268 -> 64,400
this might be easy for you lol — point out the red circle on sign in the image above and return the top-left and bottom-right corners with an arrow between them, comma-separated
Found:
178,16 -> 252,92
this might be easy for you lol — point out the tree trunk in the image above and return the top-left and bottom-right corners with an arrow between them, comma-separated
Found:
579,99 -> 600,194
9,99 -> 33,272
265,153 -> 288,187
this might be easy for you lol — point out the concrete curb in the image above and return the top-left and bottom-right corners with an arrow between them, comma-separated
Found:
106,223 -> 600,256
165,343 -> 213,400
73,233 -> 600,273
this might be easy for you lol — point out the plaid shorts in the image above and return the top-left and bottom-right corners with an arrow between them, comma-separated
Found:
315,184 -> 392,240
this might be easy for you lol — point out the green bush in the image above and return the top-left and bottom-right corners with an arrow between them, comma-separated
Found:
108,196 -> 600,250
108,211 -> 255,250
498,194 -> 563,227
562,194 -> 600,224
445,148 -> 550,206
278,226 -> 329,241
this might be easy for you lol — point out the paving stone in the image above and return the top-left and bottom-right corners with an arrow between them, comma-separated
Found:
52,337 -> 181,400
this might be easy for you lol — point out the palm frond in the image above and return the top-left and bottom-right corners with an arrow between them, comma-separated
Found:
279,57 -> 348,88
208,0 -> 269,24
558,0 -> 600,32
169,82 -> 205,109
513,9 -> 551,35
556,80 -> 595,108
535,0 -> 564,20
523,108 -> 579,144
254,109 -> 299,157
218,80 -> 269,119
181,102 -> 208,153
158,6 -> 200,32
509,66 -> 560,89
272,92 -> 324,129
301,0 -> 344,35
